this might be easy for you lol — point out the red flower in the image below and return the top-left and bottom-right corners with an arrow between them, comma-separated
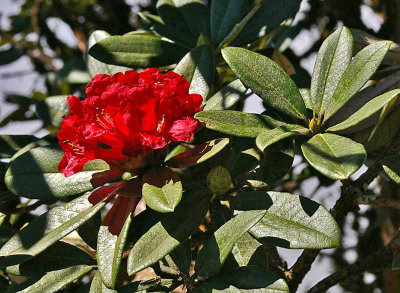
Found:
57,68 -> 202,177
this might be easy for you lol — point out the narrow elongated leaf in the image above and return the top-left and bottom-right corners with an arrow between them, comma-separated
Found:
0,192 -> 105,267
299,88 -> 313,110
382,155 -> 400,184
174,45 -> 215,100
77,213 -> 101,249
210,0 -> 245,45
232,191 -> 340,249
6,265 -> 91,293
311,26 -> 353,113
36,95 -> 69,128
6,241 -> 94,276
88,34 -> 188,68
86,30 -> 130,77
166,138 -> 229,168
195,210 -> 266,277
204,80 -> 247,111
256,125 -> 310,151
0,213 -> 4,226
90,271 -> 117,293
301,133 -> 366,180
127,189 -> 210,275
97,212 -> 132,288
195,110 -> 283,138
323,41 -> 392,121
222,47 -> 307,120
5,145 -> 110,199
0,135 -> 38,158
232,0 -> 301,46
327,89 -> 400,132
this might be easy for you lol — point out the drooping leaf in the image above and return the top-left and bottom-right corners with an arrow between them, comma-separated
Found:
327,89 -> 400,132
204,80 -> 247,111
255,125 -> 310,151
0,192 -> 105,267
301,133 -> 366,180
6,265 -> 92,293
127,189 -> 210,275
210,0 -> 245,45
89,271 -> 117,293
232,191 -> 341,249
174,45 -> 215,100
311,26 -> 353,113
88,34 -> 188,68
222,47 -> 307,120
166,138 -> 229,168
0,135 -> 38,158
195,110 -> 283,138
323,41 -> 392,121
382,155 -> 400,184
36,95 -> 69,128
86,30 -> 130,77
195,210 -> 266,277
231,0 -> 302,46
6,241 -> 94,276
5,145 -> 110,199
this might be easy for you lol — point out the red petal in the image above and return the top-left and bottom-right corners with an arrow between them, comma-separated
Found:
88,182 -> 123,205
102,196 -> 138,235
168,117 -> 201,142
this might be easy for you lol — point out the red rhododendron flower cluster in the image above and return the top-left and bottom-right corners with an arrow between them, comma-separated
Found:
58,68 -> 203,177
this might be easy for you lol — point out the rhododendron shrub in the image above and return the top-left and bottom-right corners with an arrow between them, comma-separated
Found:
2,1 -> 400,293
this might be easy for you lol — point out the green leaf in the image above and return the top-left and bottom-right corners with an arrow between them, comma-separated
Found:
195,210 -> 266,277
119,278 -> 177,293
311,26 -> 353,113
323,41 -> 392,121
256,125 -> 310,151
230,233 -> 266,268
210,0 -> 245,45
232,191 -> 340,249
90,271 -> 117,293
0,46 -> 24,65
127,189 -> 210,275
6,265 -> 91,293
300,88 -> 313,110
157,0 -> 210,44
195,110 -> 283,138
204,80 -> 247,110
6,241 -> 94,276
97,213 -> 133,288
301,133 -> 366,180
0,192 -> 105,267
88,34 -> 188,68
166,138 -> 229,168
327,89 -> 400,132
0,213 -> 4,227
0,135 -> 38,158
170,240 -> 191,275
382,155 -> 400,184
78,213 -> 101,249
174,45 -> 215,100
5,145 -> 110,199
36,95 -> 69,128
232,0 -> 302,46
222,47 -> 307,120
86,30 -> 130,77
393,253 -> 400,270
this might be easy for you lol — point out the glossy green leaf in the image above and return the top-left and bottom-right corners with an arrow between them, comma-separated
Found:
195,110 -> 283,138
6,265 -> 91,293
86,30 -> 130,77
210,0 -> 245,45
88,34 -> 188,68
97,213 -> 132,288
323,41 -> 392,121
382,155 -> 400,184
222,47 -> 307,120
195,210 -> 266,277
232,191 -> 340,249
6,241 -> 94,276
204,80 -> 247,111
301,133 -> 366,180
0,135 -> 38,158
311,26 -> 353,113
0,192 -> 105,267
327,89 -> 400,132
232,0 -> 302,46
231,233 -> 266,268
174,45 -> 215,100
256,125 -> 310,151
36,95 -> 69,128
5,145 -> 110,199
90,271 -> 117,293
393,253 -> 400,270
166,138 -> 229,168
127,189 -> 210,275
